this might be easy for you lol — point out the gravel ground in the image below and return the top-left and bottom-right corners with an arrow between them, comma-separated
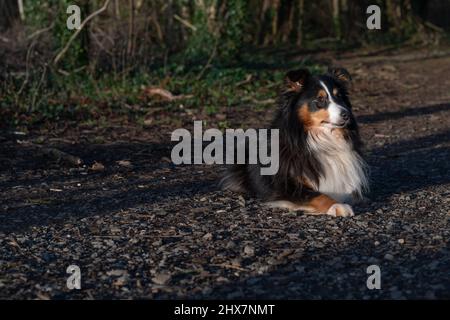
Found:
1,48 -> 449,299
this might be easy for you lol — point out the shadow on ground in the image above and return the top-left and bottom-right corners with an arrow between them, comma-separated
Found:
1,113 -> 449,233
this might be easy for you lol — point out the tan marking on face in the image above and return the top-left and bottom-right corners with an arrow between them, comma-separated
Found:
333,88 -> 339,96
298,103 -> 330,129
317,89 -> 327,99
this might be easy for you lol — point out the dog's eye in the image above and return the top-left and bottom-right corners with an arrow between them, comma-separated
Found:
316,96 -> 326,107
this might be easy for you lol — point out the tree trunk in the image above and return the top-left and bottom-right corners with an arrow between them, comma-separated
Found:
296,0 -> 304,47
127,0 -> 135,58
256,0 -> 270,45
269,0 -> 280,45
114,0 -> 120,19
386,0 -> 401,35
17,0 -> 24,20
281,0 -> 295,43
80,0 -> 91,66
332,0 -> 341,39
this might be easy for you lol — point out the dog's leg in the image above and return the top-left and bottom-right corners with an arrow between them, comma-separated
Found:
267,194 -> 354,217
308,194 -> 354,217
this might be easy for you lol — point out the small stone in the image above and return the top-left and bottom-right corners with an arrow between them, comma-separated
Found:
155,209 -> 167,216
384,253 -> 394,261
230,258 -> 241,267
117,160 -> 133,168
152,273 -> 171,285
238,196 -> 246,207
225,241 -> 236,249
367,257 -> 379,264
90,162 -> 105,171
202,233 -> 213,241
243,245 -> 255,256
216,276 -> 229,283
398,238 -> 405,244
113,275 -> 129,287
152,240 -> 162,246
106,269 -> 128,277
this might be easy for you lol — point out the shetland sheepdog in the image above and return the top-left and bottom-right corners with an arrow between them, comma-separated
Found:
221,67 -> 369,217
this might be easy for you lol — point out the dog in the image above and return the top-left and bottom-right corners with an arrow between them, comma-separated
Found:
221,67 -> 369,217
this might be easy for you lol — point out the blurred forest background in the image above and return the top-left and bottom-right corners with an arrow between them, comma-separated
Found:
1,0 -> 449,129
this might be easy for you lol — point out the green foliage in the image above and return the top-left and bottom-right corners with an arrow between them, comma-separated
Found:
53,0 -> 89,69
7,0 -> 443,130
183,0 -> 217,62
24,0 -> 88,69
216,0 -> 247,61
23,0 -> 49,28
184,0 -> 247,63
3,49 -> 323,130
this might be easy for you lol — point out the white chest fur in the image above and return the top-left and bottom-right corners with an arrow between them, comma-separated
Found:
306,129 -> 368,203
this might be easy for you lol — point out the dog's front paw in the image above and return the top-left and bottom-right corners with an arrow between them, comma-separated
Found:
327,203 -> 354,217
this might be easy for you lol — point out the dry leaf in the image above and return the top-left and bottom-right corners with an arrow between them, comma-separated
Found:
90,162 -> 105,171
142,87 -> 193,101
117,160 -> 133,168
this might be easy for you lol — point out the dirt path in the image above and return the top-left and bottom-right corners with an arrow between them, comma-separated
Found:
1,49 -> 449,299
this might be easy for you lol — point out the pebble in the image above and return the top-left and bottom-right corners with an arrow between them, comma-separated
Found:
90,162 -> 105,171
367,257 -> 379,264
243,245 -> 255,256
202,233 -> 213,241
106,269 -> 128,277
238,196 -> 246,207
152,273 -> 171,285
384,253 -> 394,261
216,276 -> 229,283
155,209 -> 167,216
225,241 -> 236,249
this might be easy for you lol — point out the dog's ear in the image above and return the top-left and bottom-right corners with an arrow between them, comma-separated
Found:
284,68 -> 310,93
328,67 -> 352,88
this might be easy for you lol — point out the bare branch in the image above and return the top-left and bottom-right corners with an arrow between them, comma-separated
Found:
173,14 -> 197,32
17,0 -> 25,20
27,23 -> 55,40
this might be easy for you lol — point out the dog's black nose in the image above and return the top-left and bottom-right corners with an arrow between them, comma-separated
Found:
341,110 -> 349,121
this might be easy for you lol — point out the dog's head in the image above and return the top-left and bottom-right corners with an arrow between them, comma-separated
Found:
282,67 -> 355,131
